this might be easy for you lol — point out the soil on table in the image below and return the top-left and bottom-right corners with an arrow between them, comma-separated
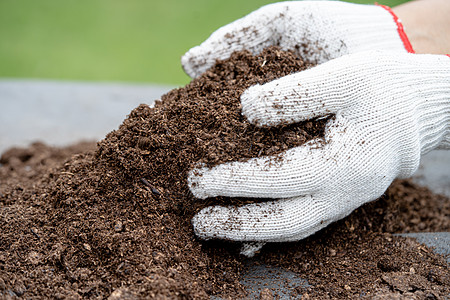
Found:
1,47 -> 449,299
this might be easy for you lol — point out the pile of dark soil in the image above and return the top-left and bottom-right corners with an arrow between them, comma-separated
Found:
1,47 -> 448,299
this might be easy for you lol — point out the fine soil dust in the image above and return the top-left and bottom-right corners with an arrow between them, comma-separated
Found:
0,47 -> 449,299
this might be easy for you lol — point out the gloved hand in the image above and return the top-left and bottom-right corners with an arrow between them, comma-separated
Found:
188,51 -> 450,256
181,1 -> 413,79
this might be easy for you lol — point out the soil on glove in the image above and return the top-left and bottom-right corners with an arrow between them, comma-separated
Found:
1,47 -> 449,299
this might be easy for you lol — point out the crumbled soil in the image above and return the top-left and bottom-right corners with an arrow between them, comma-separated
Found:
1,47 -> 448,299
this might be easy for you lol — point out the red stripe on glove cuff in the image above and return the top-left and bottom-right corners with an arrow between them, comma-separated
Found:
376,4 -> 415,53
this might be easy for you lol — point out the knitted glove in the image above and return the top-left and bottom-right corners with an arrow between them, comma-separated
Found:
182,1 -> 413,78
189,51 -> 450,256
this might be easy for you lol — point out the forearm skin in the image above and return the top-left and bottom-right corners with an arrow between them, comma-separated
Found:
393,0 -> 450,54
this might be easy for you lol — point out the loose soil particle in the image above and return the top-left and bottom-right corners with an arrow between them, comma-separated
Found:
0,47 -> 448,299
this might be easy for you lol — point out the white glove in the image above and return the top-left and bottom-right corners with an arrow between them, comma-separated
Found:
189,51 -> 450,256
182,1 -> 413,78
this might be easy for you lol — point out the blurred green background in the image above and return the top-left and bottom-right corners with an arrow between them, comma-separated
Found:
0,0 -> 409,85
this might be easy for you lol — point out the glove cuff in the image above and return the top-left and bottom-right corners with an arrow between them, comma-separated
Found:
375,4 -> 414,53
332,3 -> 414,54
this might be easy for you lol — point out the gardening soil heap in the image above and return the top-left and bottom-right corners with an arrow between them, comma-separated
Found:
1,47 -> 449,299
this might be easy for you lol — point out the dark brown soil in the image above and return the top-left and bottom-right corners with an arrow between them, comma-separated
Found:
1,48 -> 448,299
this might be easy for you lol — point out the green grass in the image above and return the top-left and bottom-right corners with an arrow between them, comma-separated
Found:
0,0 -> 409,85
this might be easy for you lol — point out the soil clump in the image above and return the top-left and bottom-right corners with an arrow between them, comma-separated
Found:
1,47 -> 449,299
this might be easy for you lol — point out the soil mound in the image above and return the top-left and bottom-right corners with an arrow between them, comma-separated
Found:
1,47 -> 448,299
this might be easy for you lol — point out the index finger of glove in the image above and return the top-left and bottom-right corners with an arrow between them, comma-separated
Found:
241,58 -> 355,127
181,4 -> 280,78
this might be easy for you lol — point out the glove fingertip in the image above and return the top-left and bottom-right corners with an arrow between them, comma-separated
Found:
241,84 -> 272,127
181,48 -> 201,79
192,206 -> 227,240
187,169 -> 210,200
